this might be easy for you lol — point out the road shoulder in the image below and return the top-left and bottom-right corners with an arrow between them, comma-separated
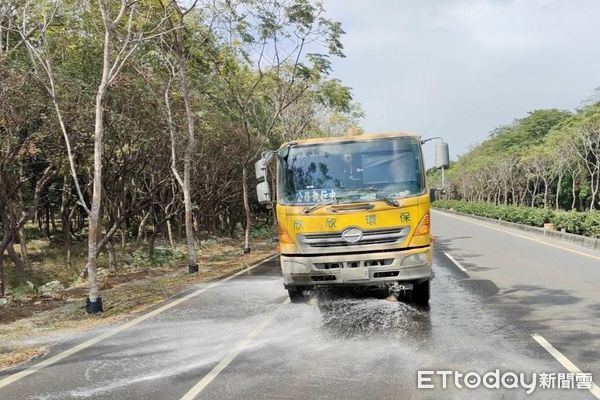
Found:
0,241 -> 277,372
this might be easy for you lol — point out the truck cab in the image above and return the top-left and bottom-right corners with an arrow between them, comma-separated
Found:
256,132 -> 448,304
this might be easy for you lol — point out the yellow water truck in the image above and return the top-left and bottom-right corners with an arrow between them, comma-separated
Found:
255,132 -> 449,303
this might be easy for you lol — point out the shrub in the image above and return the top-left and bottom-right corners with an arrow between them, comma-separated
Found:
433,200 -> 600,238
250,222 -> 276,239
12,281 -> 38,298
131,247 -> 183,268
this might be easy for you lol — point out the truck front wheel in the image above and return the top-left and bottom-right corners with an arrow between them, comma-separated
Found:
288,288 -> 309,303
412,279 -> 430,305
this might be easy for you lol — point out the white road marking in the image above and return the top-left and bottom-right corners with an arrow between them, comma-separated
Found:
0,254 -> 279,390
432,209 -> 600,262
532,334 -> 600,399
443,252 -> 468,274
179,298 -> 290,400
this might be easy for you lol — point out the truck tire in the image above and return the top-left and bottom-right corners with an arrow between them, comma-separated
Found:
412,279 -> 430,305
288,288 -> 308,303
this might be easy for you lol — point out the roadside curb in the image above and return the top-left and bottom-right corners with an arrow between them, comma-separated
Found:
432,208 -> 600,252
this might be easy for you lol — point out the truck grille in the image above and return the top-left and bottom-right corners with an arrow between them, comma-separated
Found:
299,227 -> 410,248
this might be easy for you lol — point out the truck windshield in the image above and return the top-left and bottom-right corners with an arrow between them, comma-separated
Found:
279,137 -> 424,205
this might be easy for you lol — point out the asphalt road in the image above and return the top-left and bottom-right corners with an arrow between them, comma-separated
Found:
1,210 -> 599,399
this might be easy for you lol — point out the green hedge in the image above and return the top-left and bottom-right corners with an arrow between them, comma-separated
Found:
433,200 -> 600,238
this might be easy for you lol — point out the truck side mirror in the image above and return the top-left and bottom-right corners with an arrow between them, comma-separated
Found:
255,152 -> 274,205
255,158 -> 267,182
435,142 -> 450,169
256,181 -> 271,205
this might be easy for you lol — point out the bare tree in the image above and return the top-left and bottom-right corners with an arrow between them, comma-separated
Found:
151,0 -> 207,272
11,0 -> 172,311
166,2 -> 200,272
80,0 -> 176,311
574,125 -> 600,210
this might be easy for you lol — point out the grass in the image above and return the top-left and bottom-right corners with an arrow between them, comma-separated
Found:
0,346 -> 47,370
0,232 -> 277,371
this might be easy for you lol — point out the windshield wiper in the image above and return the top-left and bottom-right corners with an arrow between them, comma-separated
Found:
302,198 -> 337,214
358,188 -> 400,207
375,192 -> 400,207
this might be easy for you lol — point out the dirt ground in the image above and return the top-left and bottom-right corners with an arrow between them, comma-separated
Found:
0,239 -> 277,370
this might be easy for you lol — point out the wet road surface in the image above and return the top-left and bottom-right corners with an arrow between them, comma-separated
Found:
1,210 -> 599,399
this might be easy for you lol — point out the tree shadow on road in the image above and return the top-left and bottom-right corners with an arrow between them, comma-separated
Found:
433,237 -> 493,273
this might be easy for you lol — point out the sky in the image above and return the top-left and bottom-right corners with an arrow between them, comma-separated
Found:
323,0 -> 600,166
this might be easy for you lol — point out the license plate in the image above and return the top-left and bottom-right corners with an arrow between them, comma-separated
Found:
341,267 -> 369,281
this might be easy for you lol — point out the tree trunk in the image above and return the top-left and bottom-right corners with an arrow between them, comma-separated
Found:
136,211 -> 150,245
178,213 -> 183,237
121,229 -> 126,248
85,206 -> 101,304
520,187 -> 528,206
107,240 -> 117,273
66,205 -> 77,268
182,177 -> 197,270
0,254 -> 4,297
17,165 -> 30,269
44,199 -> 51,239
17,228 -> 29,270
61,174 -> 71,266
591,174 -> 599,211
177,45 -> 198,272
543,178 -> 549,209
85,17 -> 112,308
50,206 -> 57,234
555,174 -> 563,210
227,211 -> 236,238
166,219 -> 175,249
7,243 -> 25,284
148,206 -> 158,258
572,175 -> 577,210
531,181 -> 539,207
242,164 -> 251,254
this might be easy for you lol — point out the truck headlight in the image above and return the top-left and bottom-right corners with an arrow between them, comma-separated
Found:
401,252 -> 427,266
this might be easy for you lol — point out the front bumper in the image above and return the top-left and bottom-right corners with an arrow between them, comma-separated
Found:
281,246 -> 431,289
